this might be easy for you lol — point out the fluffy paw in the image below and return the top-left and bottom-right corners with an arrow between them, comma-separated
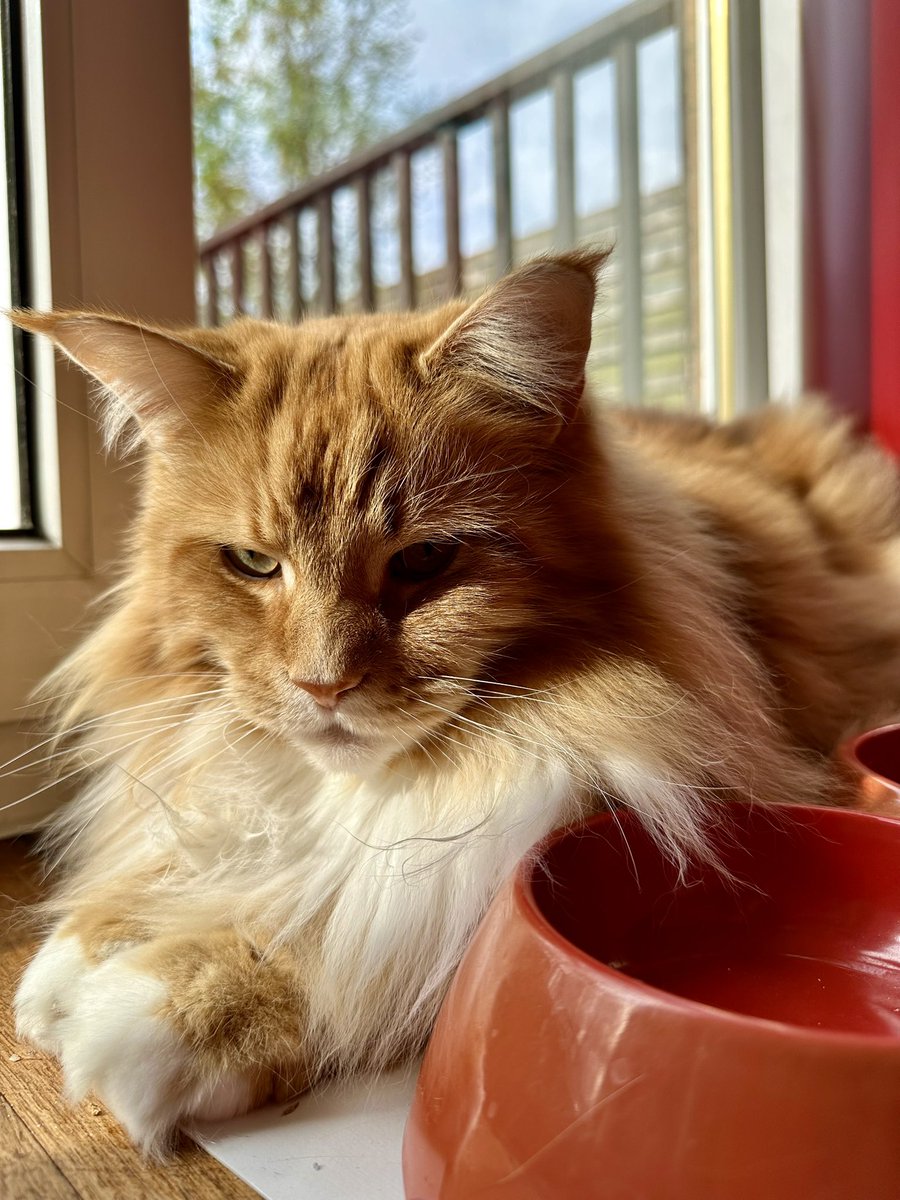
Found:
14,931 -> 91,1054
15,928 -> 306,1154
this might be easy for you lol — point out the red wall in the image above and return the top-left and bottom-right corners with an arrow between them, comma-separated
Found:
803,0 -> 900,452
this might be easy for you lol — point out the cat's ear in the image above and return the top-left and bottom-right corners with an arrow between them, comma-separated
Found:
419,247 -> 609,434
8,310 -> 236,454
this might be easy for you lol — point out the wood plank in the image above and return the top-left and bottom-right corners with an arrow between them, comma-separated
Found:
490,97 -> 513,277
440,130 -> 462,297
0,836 -> 40,907
394,149 -> 414,309
355,174 -> 375,311
0,1095 -> 78,1200
0,840 -> 256,1200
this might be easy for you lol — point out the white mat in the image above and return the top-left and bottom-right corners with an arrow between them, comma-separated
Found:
191,1067 -> 418,1200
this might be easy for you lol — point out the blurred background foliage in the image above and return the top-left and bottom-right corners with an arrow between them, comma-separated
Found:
191,0 -> 420,238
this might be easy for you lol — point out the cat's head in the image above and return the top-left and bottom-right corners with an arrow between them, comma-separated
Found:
13,249 -> 610,773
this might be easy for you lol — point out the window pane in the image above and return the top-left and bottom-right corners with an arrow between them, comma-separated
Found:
638,27 -> 683,194
510,89 -> 555,247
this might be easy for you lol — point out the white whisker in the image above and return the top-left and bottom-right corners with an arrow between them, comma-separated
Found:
0,721 -> 187,815
0,688 -> 229,775
21,671 -> 228,710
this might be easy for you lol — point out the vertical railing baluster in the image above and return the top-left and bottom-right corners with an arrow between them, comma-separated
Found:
317,192 -> 336,314
615,36 -> 644,404
259,224 -> 274,318
394,150 -> 414,309
287,208 -> 302,323
230,240 -> 245,316
490,97 -> 513,278
355,173 -> 375,311
553,69 -> 576,248
440,128 -> 462,297
202,254 -> 219,326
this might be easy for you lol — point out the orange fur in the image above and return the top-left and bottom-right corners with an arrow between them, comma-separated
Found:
9,249 -> 900,1151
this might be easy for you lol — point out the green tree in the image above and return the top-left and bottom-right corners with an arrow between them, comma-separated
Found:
191,0 -> 417,239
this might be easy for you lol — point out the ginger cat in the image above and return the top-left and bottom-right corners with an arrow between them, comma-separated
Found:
9,249 -> 900,1152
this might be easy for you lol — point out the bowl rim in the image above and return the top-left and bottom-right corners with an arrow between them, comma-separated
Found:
515,803 -> 900,1052
839,722 -> 900,794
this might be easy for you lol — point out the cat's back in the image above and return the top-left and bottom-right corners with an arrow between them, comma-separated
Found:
606,401 -> 900,748
608,401 -> 900,565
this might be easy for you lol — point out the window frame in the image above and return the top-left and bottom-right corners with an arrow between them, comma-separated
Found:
691,0 -> 803,417
0,0 -> 196,833
0,0 -> 34,534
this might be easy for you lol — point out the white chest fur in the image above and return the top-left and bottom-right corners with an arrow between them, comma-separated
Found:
57,724 -> 580,1068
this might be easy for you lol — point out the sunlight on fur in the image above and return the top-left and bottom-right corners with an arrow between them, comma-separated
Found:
7,248 -> 900,1154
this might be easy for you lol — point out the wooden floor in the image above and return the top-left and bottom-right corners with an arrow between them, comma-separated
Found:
0,838 -> 257,1200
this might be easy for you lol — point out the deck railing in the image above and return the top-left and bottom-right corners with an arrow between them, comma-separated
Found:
197,0 -> 692,407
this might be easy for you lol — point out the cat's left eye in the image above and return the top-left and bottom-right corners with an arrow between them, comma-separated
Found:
222,545 -> 282,579
389,540 -> 458,583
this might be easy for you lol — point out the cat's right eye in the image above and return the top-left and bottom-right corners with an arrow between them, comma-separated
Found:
222,545 -> 282,579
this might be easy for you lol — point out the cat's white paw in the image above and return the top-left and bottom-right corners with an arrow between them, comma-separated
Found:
14,931 -> 91,1054
17,937 -> 261,1154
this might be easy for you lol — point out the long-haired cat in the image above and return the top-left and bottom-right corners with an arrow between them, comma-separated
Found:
9,249 -> 900,1153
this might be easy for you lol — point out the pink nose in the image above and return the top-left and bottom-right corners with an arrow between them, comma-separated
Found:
292,674 -> 363,710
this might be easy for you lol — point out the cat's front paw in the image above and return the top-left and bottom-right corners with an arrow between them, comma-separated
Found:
16,928 -> 308,1154
14,930 -> 93,1054
15,902 -> 150,1053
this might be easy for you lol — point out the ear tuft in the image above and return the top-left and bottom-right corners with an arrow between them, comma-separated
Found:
8,309 -> 236,454
420,246 -> 610,424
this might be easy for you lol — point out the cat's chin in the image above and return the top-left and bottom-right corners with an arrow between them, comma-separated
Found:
294,727 -> 388,775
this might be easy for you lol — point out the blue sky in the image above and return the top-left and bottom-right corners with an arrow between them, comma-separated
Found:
406,0 -> 628,104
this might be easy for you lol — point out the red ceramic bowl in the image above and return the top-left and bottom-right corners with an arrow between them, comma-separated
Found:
839,723 -> 900,814
404,805 -> 900,1200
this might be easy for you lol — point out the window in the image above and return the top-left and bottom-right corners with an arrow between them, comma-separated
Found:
191,1 -> 804,423
192,0 -> 699,410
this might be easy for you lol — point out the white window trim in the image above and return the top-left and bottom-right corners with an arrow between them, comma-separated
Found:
0,1 -> 196,833
692,0 -> 803,418
760,0 -> 803,403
